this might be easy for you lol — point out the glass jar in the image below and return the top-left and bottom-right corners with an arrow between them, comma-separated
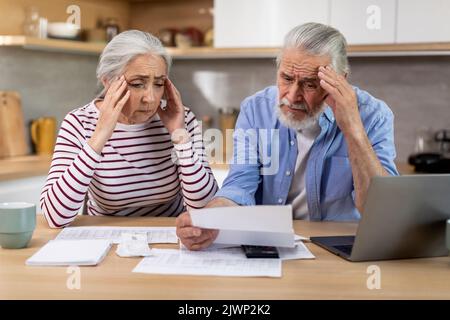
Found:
23,6 -> 40,37
414,127 -> 436,153
105,17 -> 119,42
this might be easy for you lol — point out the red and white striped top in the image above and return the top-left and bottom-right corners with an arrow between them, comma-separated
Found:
40,100 -> 218,228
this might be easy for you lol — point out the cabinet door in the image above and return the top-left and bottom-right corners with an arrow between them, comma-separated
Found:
330,0 -> 396,45
396,0 -> 450,43
214,0 -> 329,48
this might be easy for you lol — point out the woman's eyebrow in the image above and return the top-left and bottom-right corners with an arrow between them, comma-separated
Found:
128,75 -> 149,81
128,75 -> 166,81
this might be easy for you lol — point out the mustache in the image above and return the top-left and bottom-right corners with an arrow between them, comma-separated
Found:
279,98 -> 308,112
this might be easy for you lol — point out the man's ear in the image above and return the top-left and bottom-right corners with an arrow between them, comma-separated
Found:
344,72 -> 348,79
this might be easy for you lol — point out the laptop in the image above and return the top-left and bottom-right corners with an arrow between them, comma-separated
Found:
310,174 -> 450,261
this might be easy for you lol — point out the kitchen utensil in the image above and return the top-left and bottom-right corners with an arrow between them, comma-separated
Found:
47,22 -> 80,39
0,91 -> 29,158
31,117 -> 56,155
219,107 -> 238,163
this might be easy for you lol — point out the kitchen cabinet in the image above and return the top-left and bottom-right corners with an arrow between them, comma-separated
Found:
330,0 -> 396,45
396,0 -> 450,43
214,0 -> 329,48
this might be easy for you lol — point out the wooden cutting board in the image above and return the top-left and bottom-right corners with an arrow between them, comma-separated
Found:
0,91 -> 29,158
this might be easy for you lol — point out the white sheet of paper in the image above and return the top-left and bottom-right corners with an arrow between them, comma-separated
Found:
26,239 -> 112,266
278,242 -> 315,260
55,226 -> 178,244
180,242 -> 315,260
295,234 -> 310,242
190,205 -> 295,248
133,248 -> 282,278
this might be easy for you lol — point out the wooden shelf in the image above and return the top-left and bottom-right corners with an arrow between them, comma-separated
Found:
2,35 -> 450,58
0,36 -> 105,55
0,155 -> 52,181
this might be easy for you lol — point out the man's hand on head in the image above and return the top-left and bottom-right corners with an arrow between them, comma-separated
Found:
318,65 -> 364,137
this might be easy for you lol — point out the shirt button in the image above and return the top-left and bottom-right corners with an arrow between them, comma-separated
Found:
290,140 -> 295,146
285,170 -> 291,176
278,198 -> 283,204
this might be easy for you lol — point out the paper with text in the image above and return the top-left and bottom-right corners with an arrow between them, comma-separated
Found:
133,248 -> 282,277
55,226 -> 178,244
278,242 -> 315,260
190,205 -> 295,247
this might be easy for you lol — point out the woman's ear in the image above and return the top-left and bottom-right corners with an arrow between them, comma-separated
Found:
101,77 -> 109,88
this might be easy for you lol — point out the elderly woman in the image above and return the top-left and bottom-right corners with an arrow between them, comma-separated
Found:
41,30 -> 218,228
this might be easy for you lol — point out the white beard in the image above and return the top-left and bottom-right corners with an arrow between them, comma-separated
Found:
275,97 -> 325,131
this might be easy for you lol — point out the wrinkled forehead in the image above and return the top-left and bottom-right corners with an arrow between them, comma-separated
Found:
279,49 -> 330,77
125,54 -> 167,78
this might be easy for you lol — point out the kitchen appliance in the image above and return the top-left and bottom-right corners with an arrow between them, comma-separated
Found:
408,128 -> 450,173
0,92 -> 29,158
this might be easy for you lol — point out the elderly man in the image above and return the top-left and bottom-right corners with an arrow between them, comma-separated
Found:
177,22 -> 398,250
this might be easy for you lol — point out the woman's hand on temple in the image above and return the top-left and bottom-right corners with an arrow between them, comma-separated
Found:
89,76 -> 130,154
157,78 -> 189,144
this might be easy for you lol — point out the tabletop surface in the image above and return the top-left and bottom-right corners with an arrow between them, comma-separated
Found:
1,215 -> 449,300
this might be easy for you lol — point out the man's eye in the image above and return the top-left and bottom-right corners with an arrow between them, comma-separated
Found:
130,83 -> 145,88
306,83 -> 317,89
154,83 -> 164,87
283,76 -> 293,82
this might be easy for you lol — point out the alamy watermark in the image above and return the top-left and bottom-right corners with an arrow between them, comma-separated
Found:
66,266 -> 81,290
366,265 -> 381,290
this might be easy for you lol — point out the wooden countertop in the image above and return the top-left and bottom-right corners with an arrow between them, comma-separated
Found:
0,155 -> 416,182
1,215 -> 449,299
0,155 -> 52,181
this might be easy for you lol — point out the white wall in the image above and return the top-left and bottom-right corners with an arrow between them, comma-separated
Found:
0,175 -> 46,213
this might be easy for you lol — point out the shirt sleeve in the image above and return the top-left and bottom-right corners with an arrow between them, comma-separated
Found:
213,99 -> 262,206
40,112 -> 102,228
366,106 -> 399,176
174,108 -> 218,209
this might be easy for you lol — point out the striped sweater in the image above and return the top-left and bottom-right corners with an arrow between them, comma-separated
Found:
40,100 -> 218,228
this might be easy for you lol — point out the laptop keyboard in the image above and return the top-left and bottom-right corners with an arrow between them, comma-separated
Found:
333,245 -> 353,256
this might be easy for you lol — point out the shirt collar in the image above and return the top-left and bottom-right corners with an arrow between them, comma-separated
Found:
322,106 -> 335,123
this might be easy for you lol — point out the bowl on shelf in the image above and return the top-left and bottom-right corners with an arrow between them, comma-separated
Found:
47,22 -> 80,40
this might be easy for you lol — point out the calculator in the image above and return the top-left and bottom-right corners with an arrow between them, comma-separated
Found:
241,245 -> 280,258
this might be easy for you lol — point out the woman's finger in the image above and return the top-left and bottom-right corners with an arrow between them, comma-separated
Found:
114,90 -> 130,113
103,76 -> 123,104
109,80 -> 128,107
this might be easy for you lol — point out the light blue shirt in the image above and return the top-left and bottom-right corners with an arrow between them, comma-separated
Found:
214,85 -> 398,221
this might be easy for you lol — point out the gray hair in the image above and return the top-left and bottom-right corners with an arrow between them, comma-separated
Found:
276,22 -> 349,75
96,30 -> 172,97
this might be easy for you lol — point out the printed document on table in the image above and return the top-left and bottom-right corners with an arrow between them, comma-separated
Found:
133,248 -> 282,278
179,242 -> 316,260
190,205 -> 295,248
55,226 -> 178,244
278,242 -> 315,260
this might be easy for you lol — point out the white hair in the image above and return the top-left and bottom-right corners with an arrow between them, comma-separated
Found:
96,30 -> 172,97
276,22 -> 349,75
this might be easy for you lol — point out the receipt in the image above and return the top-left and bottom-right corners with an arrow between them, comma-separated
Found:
116,232 -> 153,258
